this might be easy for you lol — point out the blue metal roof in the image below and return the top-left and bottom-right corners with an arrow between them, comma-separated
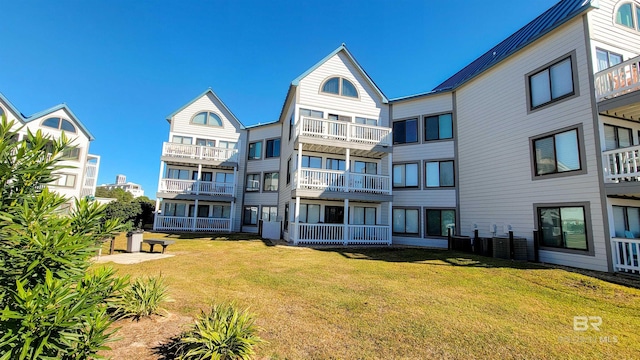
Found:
431,0 -> 595,93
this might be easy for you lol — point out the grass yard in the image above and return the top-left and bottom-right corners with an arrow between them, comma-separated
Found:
97,233 -> 640,359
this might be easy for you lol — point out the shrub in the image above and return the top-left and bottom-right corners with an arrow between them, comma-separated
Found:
112,276 -> 170,320
175,303 -> 263,360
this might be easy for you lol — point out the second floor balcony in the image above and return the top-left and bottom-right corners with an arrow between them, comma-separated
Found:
293,168 -> 391,195
595,55 -> 640,122
162,142 -> 238,165
295,117 -> 392,154
158,178 -> 235,197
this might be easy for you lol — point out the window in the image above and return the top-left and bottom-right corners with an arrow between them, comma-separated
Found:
192,111 -> 223,127
321,77 -> 358,98
212,205 -> 231,218
172,135 -> 193,145
192,171 -> 213,182
299,204 -> 321,223
246,174 -> 260,191
218,141 -> 237,149
425,161 -> 454,187
286,158 -> 292,184
326,158 -> 346,171
529,56 -> 575,109
243,206 -> 259,225
195,205 -> 210,218
328,114 -> 352,122
167,168 -> 190,179
41,117 -> 76,133
54,173 -> 76,187
424,113 -> 453,141
353,161 -> 377,174
393,163 -> 419,188
353,207 -> 376,225
264,172 -> 279,191
302,155 -> 322,168
284,203 -> 289,230
355,117 -> 378,126
265,138 -> 280,158
393,208 -> 419,235
426,209 -> 456,237
393,118 -> 418,144
248,141 -> 262,160
261,206 -> 278,222
596,48 -> 623,71
164,203 -> 187,217
604,124 -> 632,150
613,205 -> 640,238
216,172 -> 234,183
61,147 -> 80,160
300,108 -> 324,119
615,2 -> 640,30
196,138 -> 216,147
538,206 -> 588,251
533,129 -> 581,176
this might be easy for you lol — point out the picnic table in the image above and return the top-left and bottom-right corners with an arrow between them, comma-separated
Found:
142,239 -> 175,254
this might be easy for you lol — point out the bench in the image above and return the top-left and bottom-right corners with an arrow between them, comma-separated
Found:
143,239 -> 175,254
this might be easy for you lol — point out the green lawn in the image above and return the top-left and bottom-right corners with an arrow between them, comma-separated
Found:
99,233 -> 640,359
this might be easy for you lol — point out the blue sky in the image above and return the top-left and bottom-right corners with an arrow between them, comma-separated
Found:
0,0 -> 559,198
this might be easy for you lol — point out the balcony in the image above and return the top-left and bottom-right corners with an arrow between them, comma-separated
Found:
595,56 -> 640,121
155,216 -> 231,232
81,154 -> 100,198
293,169 -> 391,199
601,145 -> 640,196
292,224 -> 391,245
161,142 -> 238,165
158,179 -> 235,197
295,117 -> 392,155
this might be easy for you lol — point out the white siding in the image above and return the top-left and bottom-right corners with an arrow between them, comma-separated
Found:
455,17 -> 608,271
588,0 -> 640,57
170,92 -> 243,142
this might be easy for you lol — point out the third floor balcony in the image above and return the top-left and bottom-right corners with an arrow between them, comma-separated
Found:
161,142 -> 239,166
595,55 -> 640,121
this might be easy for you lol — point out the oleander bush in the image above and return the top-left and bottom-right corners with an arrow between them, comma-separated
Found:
175,303 -> 263,360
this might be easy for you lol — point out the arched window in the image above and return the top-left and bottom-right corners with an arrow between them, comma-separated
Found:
320,76 -> 359,98
41,117 -> 77,133
0,107 -> 4,119
191,111 -> 223,126
615,2 -> 640,30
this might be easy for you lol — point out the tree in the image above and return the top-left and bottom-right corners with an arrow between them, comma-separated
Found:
95,187 -> 133,202
0,117 -> 127,358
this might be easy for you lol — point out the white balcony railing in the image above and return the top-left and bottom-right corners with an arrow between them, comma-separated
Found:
155,215 -> 231,232
602,145 -> 640,182
162,142 -> 238,162
595,55 -> 640,101
294,169 -> 391,194
612,238 -> 640,274
294,224 -> 391,245
159,179 -> 235,196
296,117 -> 391,146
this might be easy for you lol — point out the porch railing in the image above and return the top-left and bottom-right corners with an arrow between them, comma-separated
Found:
595,55 -> 640,101
611,238 -> 640,274
162,142 -> 238,162
294,169 -> 391,194
297,117 -> 391,146
154,215 -> 231,232
294,223 -> 391,245
602,145 -> 640,182
159,179 -> 235,196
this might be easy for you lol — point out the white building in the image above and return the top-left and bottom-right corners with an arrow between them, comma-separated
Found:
0,92 -> 100,205
155,0 -> 640,274
97,174 -> 145,198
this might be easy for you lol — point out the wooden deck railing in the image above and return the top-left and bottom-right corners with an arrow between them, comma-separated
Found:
297,117 -> 391,146
159,179 -> 234,196
611,237 -> 640,274
154,215 -> 231,232
294,169 -> 391,194
595,55 -> 640,101
162,142 -> 238,162
293,223 -> 391,245
602,145 -> 640,182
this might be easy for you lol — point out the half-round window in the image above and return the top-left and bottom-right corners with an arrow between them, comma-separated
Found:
191,111 -> 223,126
0,107 -> 4,119
320,76 -> 359,98
41,117 -> 76,133
615,2 -> 640,30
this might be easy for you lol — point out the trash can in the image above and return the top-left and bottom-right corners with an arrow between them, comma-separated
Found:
126,230 -> 144,253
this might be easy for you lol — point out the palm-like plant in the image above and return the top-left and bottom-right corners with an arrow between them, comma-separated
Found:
176,303 -> 264,360
112,276 -> 170,320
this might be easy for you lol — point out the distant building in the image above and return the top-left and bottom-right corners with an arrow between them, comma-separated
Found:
98,174 -> 145,198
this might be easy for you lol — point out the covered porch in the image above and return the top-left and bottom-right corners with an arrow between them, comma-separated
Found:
154,215 -> 232,232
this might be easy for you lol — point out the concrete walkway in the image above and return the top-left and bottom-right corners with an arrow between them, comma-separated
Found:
92,252 -> 174,264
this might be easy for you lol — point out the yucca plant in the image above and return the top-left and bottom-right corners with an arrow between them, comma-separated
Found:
175,303 -> 264,360
112,275 -> 170,320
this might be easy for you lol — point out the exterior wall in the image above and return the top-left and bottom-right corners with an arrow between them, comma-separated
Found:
391,93 -> 456,247
587,0 -> 640,60
455,17 -> 608,271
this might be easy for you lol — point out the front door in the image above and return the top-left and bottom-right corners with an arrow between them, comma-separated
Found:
324,206 -> 344,224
